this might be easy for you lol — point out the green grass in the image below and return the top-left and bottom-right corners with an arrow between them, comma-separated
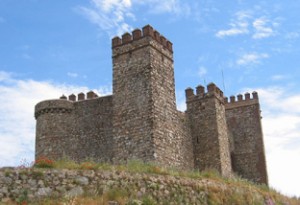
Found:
34,158 -> 207,180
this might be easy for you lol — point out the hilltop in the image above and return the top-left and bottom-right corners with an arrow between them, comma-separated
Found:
0,160 -> 299,205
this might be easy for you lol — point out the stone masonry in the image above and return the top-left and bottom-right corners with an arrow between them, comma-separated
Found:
35,25 -> 268,184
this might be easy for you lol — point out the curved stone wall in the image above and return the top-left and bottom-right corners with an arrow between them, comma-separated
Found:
35,99 -> 75,160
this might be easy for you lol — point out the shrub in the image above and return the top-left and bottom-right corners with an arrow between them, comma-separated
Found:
15,189 -> 28,205
141,196 -> 156,205
80,162 -> 97,170
34,157 -> 54,168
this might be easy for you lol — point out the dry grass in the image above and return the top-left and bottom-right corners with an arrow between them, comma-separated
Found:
3,159 -> 300,205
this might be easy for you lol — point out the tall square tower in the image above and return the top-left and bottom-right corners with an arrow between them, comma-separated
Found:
112,25 -> 191,167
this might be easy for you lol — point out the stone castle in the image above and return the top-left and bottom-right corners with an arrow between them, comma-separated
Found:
35,25 -> 268,184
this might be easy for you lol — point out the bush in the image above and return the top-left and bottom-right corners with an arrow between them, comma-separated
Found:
34,157 -> 54,168
80,161 -> 97,170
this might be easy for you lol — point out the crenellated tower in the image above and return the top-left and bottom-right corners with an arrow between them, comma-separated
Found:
111,25 -> 193,168
185,83 -> 232,177
225,92 -> 268,184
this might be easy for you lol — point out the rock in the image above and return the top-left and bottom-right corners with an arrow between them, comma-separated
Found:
66,186 -> 84,197
36,187 -> 52,198
140,187 -> 146,194
2,177 -> 12,185
82,170 -> 95,178
53,180 -> 60,186
56,186 -> 66,193
108,201 -> 119,205
1,198 -> 10,203
75,176 -> 89,185
128,199 -> 142,205
20,174 -> 28,180
28,194 -> 35,200
0,187 -> 8,194
38,180 -> 45,187
15,180 -> 22,184
28,179 -> 37,187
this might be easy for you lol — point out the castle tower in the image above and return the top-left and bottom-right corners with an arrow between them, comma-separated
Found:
185,83 -> 232,176
111,25 -> 191,167
35,93 -> 114,162
225,93 -> 268,184
35,99 -> 75,160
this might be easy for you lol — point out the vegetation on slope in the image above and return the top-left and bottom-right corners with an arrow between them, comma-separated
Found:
1,158 -> 299,205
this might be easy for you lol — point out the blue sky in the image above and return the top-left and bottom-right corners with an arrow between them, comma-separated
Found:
0,0 -> 300,197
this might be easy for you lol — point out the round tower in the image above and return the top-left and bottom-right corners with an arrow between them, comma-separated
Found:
35,99 -> 74,160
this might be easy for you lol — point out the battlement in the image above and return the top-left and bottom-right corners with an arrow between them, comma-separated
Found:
225,92 -> 259,109
34,99 -> 74,119
35,91 -> 99,119
59,91 -> 99,102
112,25 -> 173,52
185,83 -> 224,102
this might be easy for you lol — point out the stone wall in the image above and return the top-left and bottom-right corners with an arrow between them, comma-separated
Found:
0,168 -> 276,204
225,93 -> 268,184
35,93 -> 113,163
73,95 -> 113,162
173,111 -> 194,170
185,83 -> 232,176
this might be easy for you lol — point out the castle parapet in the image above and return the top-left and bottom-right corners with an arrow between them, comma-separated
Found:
69,94 -> 76,101
112,25 -> 173,52
35,91 -> 102,119
185,83 -> 224,102
225,92 -> 259,109
63,91 -> 99,102
60,95 -> 67,100
185,87 -> 194,99
196,85 -> 205,96
87,91 -> 98,99
35,99 -> 74,119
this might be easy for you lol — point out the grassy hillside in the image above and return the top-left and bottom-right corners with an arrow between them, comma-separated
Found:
1,159 -> 299,205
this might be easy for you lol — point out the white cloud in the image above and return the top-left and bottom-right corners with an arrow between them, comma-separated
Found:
0,71 -> 11,82
176,90 -> 186,112
252,17 -> 274,39
216,11 -> 250,38
271,75 -> 289,81
95,0 -> 132,12
236,52 -> 269,66
77,0 -> 134,36
198,66 -> 207,78
216,26 -> 248,38
139,0 -> 191,16
0,71 -> 110,167
67,72 -> 79,78
285,32 -> 300,40
255,87 -> 300,197
216,11 -> 277,40
77,0 -> 193,36
22,53 -> 32,60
